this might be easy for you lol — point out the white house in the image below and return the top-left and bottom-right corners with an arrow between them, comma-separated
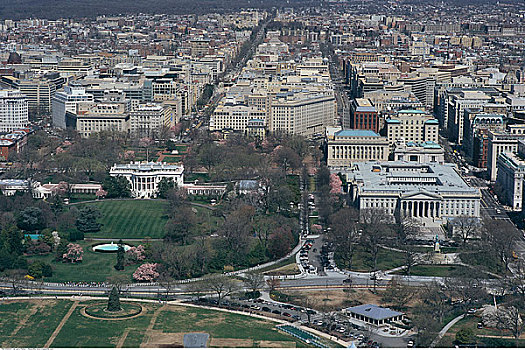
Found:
110,162 -> 184,198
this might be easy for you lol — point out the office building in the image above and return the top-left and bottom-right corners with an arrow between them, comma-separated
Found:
393,141 -> 445,164
51,85 -> 94,128
343,161 -> 481,225
326,129 -> 389,168
386,110 -> 439,145
350,98 -> 379,133
0,90 -> 28,133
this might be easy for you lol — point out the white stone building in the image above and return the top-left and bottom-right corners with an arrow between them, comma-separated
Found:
385,110 -> 439,145
342,161 -> 481,226
393,141 -> 445,164
129,103 -> 171,137
0,90 -> 28,133
109,162 -> 184,199
326,129 -> 389,168
51,85 -> 93,129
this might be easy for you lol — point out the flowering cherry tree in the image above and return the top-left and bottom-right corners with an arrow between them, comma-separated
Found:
311,224 -> 323,233
329,173 -> 343,194
62,243 -> 83,263
126,245 -> 146,264
133,263 -> 160,282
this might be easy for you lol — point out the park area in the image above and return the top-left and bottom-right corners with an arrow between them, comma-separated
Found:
72,199 -> 221,239
29,240 -> 136,283
438,313 -> 525,348
0,299 -> 314,348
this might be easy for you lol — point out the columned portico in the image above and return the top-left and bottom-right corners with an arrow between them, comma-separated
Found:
400,193 -> 443,219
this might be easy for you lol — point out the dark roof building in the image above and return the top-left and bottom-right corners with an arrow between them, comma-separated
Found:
346,304 -> 404,326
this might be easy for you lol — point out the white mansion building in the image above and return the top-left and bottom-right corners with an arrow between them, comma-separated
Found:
341,161 -> 481,226
110,162 -> 184,198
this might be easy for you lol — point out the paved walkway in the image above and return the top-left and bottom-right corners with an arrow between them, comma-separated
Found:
430,314 -> 464,347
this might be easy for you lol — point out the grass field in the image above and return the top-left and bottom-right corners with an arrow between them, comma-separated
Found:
74,200 -> 169,239
0,299 -> 317,348
0,300 -> 73,347
344,247 -> 405,272
73,200 -> 221,240
30,240 -> 137,283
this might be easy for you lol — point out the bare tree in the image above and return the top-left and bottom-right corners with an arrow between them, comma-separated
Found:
360,209 -> 392,273
243,271 -> 265,294
329,207 -> 359,270
381,277 -> 414,311
266,275 -> 281,293
452,216 -> 481,247
419,281 -> 450,324
3,269 -> 26,295
483,218 -> 519,271
157,271 -> 177,300
201,275 -> 238,306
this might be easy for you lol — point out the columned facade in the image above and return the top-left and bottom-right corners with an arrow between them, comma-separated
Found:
401,199 -> 440,218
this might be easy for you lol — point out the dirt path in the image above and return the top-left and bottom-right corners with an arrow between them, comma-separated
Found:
140,304 -> 167,347
116,328 -> 130,348
44,300 -> 79,348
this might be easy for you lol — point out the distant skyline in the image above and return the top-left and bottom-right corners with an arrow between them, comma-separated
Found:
0,0 -> 521,20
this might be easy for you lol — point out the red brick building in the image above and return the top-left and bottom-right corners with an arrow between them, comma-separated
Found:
350,98 -> 379,133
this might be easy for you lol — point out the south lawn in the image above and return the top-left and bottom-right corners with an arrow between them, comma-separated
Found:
74,200 -> 168,239
0,299 -> 321,348
72,199 -> 221,240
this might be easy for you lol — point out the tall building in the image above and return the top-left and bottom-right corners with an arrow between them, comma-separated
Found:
129,103 -> 172,137
0,90 -> 28,133
210,103 -> 267,132
487,126 -> 525,181
350,98 -> 379,133
496,144 -> 525,211
385,110 -> 439,145
269,92 -> 336,137
51,85 -> 94,128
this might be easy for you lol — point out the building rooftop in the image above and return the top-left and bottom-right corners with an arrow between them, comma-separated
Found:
344,161 -> 479,196
111,162 -> 184,172
346,304 -> 403,321
335,130 -> 380,138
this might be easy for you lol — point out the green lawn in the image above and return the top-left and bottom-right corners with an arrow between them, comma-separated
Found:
161,156 -> 182,163
74,200 -> 169,239
185,173 -> 211,182
29,240 -> 137,283
459,251 -> 506,275
154,304 -> 308,347
0,300 -> 73,347
74,200 -> 222,240
0,299 -> 317,348
438,313 -> 525,348
344,247 -> 405,272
